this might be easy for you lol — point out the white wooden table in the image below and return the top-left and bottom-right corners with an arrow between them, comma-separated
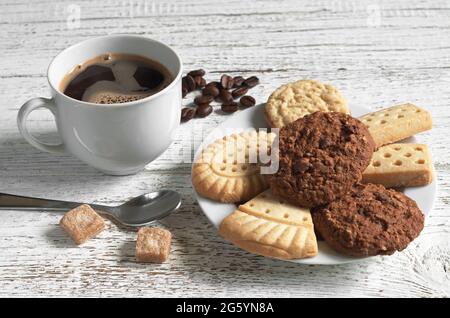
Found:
0,0 -> 449,298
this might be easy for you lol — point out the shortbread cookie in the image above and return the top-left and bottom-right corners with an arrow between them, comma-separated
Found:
312,183 -> 424,257
219,190 -> 318,260
359,103 -> 432,148
192,130 -> 276,203
363,143 -> 433,188
60,204 -> 106,245
265,79 -> 349,128
268,112 -> 375,207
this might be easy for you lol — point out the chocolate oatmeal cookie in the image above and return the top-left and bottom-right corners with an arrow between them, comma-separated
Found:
312,183 -> 424,256
268,111 -> 375,207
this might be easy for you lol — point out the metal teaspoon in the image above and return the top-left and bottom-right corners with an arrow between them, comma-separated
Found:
0,190 -> 181,227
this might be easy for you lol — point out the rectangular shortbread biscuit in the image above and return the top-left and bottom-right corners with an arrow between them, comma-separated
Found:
362,143 -> 433,188
359,103 -> 432,148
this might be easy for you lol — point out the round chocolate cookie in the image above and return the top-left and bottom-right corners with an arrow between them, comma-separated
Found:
312,183 -> 424,256
268,111 -> 375,207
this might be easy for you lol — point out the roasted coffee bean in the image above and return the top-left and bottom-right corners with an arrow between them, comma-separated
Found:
231,87 -> 248,99
220,74 -> 234,89
240,95 -> 256,108
200,78 -> 207,88
221,102 -> 238,113
194,76 -> 206,89
206,81 -> 221,89
218,89 -> 233,103
194,95 -> 214,105
202,85 -> 220,97
243,76 -> 259,88
196,104 -> 213,118
188,69 -> 206,77
182,87 -> 188,98
181,107 -> 196,122
232,76 -> 245,88
183,75 -> 196,91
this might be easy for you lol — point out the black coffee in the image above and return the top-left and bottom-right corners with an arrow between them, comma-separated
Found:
60,53 -> 173,104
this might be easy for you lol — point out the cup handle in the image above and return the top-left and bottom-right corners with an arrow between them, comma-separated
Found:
17,97 -> 65,154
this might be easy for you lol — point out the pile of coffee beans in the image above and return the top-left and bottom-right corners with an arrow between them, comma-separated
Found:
180,69 -> 259,123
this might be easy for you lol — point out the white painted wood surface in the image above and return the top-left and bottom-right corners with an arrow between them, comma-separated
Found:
0,0 -> 449,297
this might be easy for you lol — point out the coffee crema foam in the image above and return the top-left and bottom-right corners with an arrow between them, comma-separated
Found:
89,93 -> 151,104
60,53 -> 173,104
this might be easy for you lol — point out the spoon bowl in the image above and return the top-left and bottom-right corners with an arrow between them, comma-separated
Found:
111,191 -> 181,226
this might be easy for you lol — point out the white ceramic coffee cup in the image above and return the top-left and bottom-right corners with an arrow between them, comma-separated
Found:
17,35 -> 182,175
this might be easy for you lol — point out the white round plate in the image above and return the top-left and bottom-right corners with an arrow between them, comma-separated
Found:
192,104 -> 437,265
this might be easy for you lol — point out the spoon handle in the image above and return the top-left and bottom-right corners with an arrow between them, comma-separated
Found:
0,193 -> 109,212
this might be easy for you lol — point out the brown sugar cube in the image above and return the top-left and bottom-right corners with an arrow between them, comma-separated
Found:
136,227 -> 172,263
60,204 -> 106,245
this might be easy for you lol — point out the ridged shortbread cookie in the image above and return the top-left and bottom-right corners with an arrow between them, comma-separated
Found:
192,130 -> 276,203
219,190 -> 318,260
359,103 -> 432,148
362,143 -> 433,188
265,79 -> 349,128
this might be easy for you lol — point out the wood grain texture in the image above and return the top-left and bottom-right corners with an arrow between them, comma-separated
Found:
0,0 -> 449,297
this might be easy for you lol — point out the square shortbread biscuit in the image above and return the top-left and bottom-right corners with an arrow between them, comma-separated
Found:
136,227 -> 172,263
60,204 -> 106,245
